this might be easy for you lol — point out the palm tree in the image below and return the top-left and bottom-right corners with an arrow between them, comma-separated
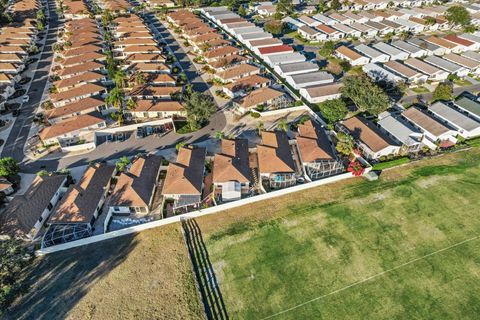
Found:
106,87 -> 124,110
113,70 -> 127,89
277,119 -> 289,132
214,131 -> 224,139
256,121 -> 264,135
135,73 -> 146,86
126,97 -> 136,110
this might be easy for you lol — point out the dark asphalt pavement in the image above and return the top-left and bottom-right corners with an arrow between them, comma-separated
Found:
1,0 -> 59,167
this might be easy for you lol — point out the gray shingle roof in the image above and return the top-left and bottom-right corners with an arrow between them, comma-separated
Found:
429,102 -> 480,132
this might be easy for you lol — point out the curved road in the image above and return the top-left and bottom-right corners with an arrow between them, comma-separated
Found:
7,6 -> 226,173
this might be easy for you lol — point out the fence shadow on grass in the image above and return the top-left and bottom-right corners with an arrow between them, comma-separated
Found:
182,218 -> 229,320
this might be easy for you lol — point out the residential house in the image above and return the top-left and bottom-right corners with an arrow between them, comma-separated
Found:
335,45 -> 370,66
402,106 -> 458,147
391,40 -> 427,58
222,74 -> 270,98
454,96 -> 480,122
126,100 -> 186,120
354,44 -> 390,63
299,82 -> 343,104
233,87 -> 286,114
0,175 -> 67,241
43,164 -> 116,246
372,42 -> 410,61
383,60 -> 428,84
285,71 -> 334,90
295,120 -> 343,180
274,61 -> 319,76
109,154 -> 162,215
257,131 -> 297,189
404,57 -> 449,82
339,116 -> 401,159
162,147 -> 206,212
424,55 -> 469,77
378,112 -> 432,152
429,101 -> 480,139
212,139 -> 252,202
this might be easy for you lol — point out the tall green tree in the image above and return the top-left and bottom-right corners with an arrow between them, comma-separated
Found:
276,0 -> 293,16
330,0 -> 341,11
277,119 -> 289,132
432,82 -> 453,102
0,157 -> 19,177
0,239 -> 32,314
264,20 -> 285,35
238,5 -> 247,17
445,5 -> 471,27
113,70 -> 127,89
318,41 -> 335,58
341,73 -> 390,116
183,92 -> 216,130
319,98 -> 348,124
106,87 -> 124,110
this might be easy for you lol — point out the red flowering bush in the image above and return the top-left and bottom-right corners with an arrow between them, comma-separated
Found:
347,161 -> 365,176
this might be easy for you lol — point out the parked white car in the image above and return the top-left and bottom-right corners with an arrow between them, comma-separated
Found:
22,95 -> 30,103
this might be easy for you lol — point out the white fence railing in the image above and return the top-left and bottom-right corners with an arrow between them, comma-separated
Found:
36,171 -> 358,255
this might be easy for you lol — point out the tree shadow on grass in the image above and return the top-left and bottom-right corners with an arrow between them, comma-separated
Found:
6,233 -> 138,320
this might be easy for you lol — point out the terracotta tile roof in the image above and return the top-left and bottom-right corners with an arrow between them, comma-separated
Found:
63,52 -> 105,67
186,26 -> 216,37
192,32 -> 223,43
49,164 -> 115,224
258,45 -> 293,55
213,139 -> 251,184
129,62 -> 169,72
0,53 -> 23,62
257,131 -> 295,174
64,44 -> 102,57
237,87 -> 284,109
132,99 -> 184,112
224,74 -> 270,92
129,85 -> 181,97
126,53 -> 165,63
210,55 -> 248,69
426,36 -> 457,49
342,116 -> 397,152
316,24 -> 338,34
204,45 -> 240,59
296,120 -> 334,162
218,63 -> 259,81
110,154 -> 163,208
58,61 -> 104,78
443,35 -> 474,47
47,98 -> 104,120
51,83 -> 106,102
54,71 -> 105,90
403,106 -> 452,136
122,45 -> 162,53
39,113 -> 105,140
147,73 -> 176,83
115,38 -> 157,46
0,175 -> 66,238
336,45 -> 363,60
162,147 -> 206,196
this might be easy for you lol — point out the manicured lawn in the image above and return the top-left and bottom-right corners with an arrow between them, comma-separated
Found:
372,156 -> 410,170
199,149 -> 480,319
411,86 -> 430,94
8,226 -> 203,320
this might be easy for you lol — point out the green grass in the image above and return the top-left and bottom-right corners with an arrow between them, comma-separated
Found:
453,78 -> 472,86
372,157 -> 411,170
202,149 -> 480,319
8,226 -> 203,320
411,86 -> 430,94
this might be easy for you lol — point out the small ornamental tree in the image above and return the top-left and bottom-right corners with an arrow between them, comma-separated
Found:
0,157 -> 19,178
319,98 -> 348,124
445,5 -> 471,27
264,20 -> 285,35
335,132 -> 354,156
432,82 -> 453,102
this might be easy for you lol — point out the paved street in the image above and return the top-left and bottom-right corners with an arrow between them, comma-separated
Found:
1,0 -> 59,164
400,83 -> 480,104
1,7 -> 227,173
143,12 -> 210,93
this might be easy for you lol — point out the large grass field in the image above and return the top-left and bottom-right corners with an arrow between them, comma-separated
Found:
7,225 -> 203,320
198,149 -> 480,319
